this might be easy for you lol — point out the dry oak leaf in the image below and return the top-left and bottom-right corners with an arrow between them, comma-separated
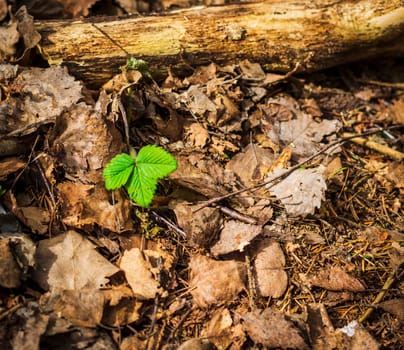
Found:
308,266 -> 366,292
241,308 -> 308,349
267,165 -> 327,217
189,254 -> 246,308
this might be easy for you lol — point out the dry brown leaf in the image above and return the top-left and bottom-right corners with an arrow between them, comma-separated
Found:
239,60 -> 265,81
308,266 -> 366,292
33,230 -> 119,292
388,96 -> 404,124
7,302 -> 49,350
241,308 -> 308,349
189,254 -> 246,308
254,240 -> 288,298
0,157 -> 25,181
266,97 -> 341,157
172,200 -> 223,248
336,321 -> 379,350
13,6 -> 41,53
51,102 -> 122,182
13,206 -> 50,234
119,248 -> 163,300
386,162 -> 404,189
102,286 -> 143,327
0,0 -> 6,21
0,233 -> 35,288
41,289 -> 105,328
210,220 -> 262,256
306,303 -> 337,350
226,143 -> 274,187
57,182 -> 132,232
183,63 -> 217,85
204,308 -> 246,350
180,85 -> 217,117
186,123 -> 210,148
377,298 -> 404,322
0,22 -> 19,57
0,235 -> 23,288
3,66 -> 82,136
169,153 -> 233,199
267,165 -> 327,217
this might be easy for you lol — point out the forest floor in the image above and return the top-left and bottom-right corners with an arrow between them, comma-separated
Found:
0,1 -> 403,349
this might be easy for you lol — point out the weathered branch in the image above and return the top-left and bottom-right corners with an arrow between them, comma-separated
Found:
35,0 -> 404,87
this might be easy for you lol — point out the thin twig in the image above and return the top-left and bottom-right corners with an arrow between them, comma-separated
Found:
195,126 -> 403,211
358,272 -> 396,323
151,210 -> 187,239
217,205 -> 257,224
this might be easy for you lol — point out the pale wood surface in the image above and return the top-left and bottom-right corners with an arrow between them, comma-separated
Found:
35,0 -> 404,87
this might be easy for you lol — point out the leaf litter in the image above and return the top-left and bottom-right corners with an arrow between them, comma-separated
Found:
0,4 -> 403,349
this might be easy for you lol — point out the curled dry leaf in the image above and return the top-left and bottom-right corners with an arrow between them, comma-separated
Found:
189,254 -> 246,308
172,200 -> 223,248
308,266 -> 366,292
0,233 -> 35,288
119,248 -> 163,300
254,239 -> 288,298
226,143 -> 274,187
241,308 -> 308,349
186,122 -> 210,148
169,153 -> 233,198
57,182 -> 132,232
210,220 -> 262,256
204,308 -> 246,350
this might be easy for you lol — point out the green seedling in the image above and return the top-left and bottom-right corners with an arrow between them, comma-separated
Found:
0,185 -> 6,197
103,145 -> 177,207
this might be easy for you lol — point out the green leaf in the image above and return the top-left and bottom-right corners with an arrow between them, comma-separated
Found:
136,145 -> 178,179
103,146 -> 177,208
126,167 -> 158,207
103,153 -> 135,190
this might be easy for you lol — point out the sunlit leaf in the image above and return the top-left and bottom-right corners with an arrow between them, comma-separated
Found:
103,153 -> 134,190
136,145 -> 178,179
103,146 -> 177,208
126,167 -> 158,207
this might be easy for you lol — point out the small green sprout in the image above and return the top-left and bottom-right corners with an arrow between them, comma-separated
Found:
126,57 -> 153,79
103,145 -> 177,207
0,185 -> 6,197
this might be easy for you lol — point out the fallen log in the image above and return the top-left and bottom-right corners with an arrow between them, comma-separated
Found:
35,0 -> 404,87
